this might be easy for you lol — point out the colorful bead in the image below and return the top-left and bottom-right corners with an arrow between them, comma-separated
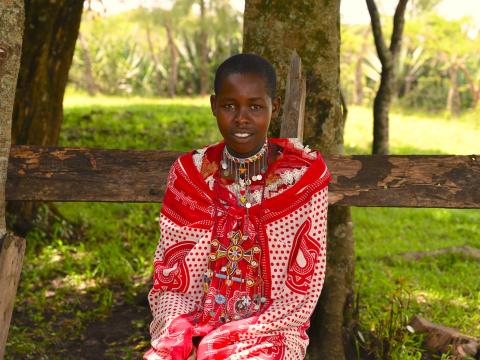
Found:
215,294 -> 226,304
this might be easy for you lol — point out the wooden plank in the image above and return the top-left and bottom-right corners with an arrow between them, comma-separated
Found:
280,50 -> 306,141
327,154 -> 480,208
6,146 -> 480,208
7,146 -> 180,203
0,234 -> 26,359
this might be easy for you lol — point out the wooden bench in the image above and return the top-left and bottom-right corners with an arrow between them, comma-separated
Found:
1,52 -> 479,359
6,146 -> 480,208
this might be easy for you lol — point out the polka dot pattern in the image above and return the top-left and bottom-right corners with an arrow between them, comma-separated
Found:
145,143 -> 331,360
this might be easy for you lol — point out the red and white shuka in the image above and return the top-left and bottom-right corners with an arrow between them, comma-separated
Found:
145,138 -> 331,360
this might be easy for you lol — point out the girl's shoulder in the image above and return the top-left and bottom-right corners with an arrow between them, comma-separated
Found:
269,138 -> 327,169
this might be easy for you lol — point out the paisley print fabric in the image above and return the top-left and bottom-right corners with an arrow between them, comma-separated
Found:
145,139 -> 330,360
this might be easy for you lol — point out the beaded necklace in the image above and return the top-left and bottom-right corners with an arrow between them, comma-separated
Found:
195,140 -> 269,325
220,139 -> 269,208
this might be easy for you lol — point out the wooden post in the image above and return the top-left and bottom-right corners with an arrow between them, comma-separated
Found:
0,1 -> 25,358
280,50 -> 306,141
0,235 -> 25,359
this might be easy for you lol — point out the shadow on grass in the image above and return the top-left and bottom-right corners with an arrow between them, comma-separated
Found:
7,281 -> 151,360
6,202 -> 158,359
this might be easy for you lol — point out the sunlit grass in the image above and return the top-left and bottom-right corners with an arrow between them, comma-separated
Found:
64,87 -> 211,108
345,105 -> 480,155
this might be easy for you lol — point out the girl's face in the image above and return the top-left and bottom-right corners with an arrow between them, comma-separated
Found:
210,73 -> 280,156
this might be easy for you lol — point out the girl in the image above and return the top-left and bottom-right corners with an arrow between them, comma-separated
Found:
145,53 -> 330,360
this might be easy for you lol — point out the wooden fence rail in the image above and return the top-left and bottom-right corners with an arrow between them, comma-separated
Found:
7,145 -> 480,209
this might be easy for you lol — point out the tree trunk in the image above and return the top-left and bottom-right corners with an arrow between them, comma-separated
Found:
165,22 -> 178,98
199,0 -> 208,95
353,29 -> 370,105
372,66 -> 393,155
77,32 -> 97,96
8,0 -> 84,236
146,25 -> 164,96
447,64 -> 461,117
457,61 -> 479,110
12,0 -> 84,146
403,74 -> 414,95
366,0 -> 409,155
353,55 -> 365,105
244,1 -> 355,359
0,1 -> 26,358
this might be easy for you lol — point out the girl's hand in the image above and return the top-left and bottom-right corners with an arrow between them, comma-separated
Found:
187,346 -> 197,360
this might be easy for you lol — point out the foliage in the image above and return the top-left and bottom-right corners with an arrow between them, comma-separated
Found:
354,284 -> 426,359
6,98 -> 480,359
341,8 -> 480,114
69,1 -> 242,96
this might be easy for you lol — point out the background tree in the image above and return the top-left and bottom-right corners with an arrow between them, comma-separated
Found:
131,5 -> 184,97
199,0 -> 208,95
72,1 -> 242,97
244,1 -> 354,359
341,25 -> 372,105
426,16 -> 477,115
8,0 -> 84,235
77,31 -> 98,95
366,0 -> 409,155
407,0 -> 441,17
0,1 -> 26,358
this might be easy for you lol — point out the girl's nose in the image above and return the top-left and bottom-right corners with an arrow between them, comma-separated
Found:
235,107 -> 249,124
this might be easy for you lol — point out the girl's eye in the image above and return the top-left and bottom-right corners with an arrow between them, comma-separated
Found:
223,104 -> 235,110
250,105 -> 262,111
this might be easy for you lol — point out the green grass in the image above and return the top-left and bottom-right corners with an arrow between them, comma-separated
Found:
61,94 -> 220,150
6,95 -> 480,359
344,106 -> 480,358
345,105 -> 480,155
353,207 -> 480,359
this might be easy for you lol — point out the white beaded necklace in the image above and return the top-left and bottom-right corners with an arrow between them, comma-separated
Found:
220,140 -> 269,208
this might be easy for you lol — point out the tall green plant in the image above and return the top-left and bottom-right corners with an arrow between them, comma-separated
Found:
70,1 -> 242,97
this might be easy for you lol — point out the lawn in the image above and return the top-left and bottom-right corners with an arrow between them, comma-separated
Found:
6,95 -> 480,359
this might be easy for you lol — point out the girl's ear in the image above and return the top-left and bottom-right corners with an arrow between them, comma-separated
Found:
210,95 -> 217,116
271,96 -> 281,118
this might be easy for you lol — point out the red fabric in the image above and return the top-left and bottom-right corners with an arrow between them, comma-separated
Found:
145,139 -> 330,360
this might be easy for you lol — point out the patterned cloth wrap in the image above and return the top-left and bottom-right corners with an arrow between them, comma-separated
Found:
144,138 -> 331,360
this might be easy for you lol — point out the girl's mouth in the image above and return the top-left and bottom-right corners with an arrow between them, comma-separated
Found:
233,133 -> 252,138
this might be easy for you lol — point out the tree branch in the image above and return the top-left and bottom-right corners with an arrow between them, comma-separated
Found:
390,0 -> 409,60
457,61 -> 479,107
366,0 -> 391,66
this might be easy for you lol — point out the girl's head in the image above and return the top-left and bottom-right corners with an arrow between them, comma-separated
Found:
211,54 -> 281,157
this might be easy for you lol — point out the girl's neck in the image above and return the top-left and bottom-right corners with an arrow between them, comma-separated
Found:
225,142 -> 265,159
